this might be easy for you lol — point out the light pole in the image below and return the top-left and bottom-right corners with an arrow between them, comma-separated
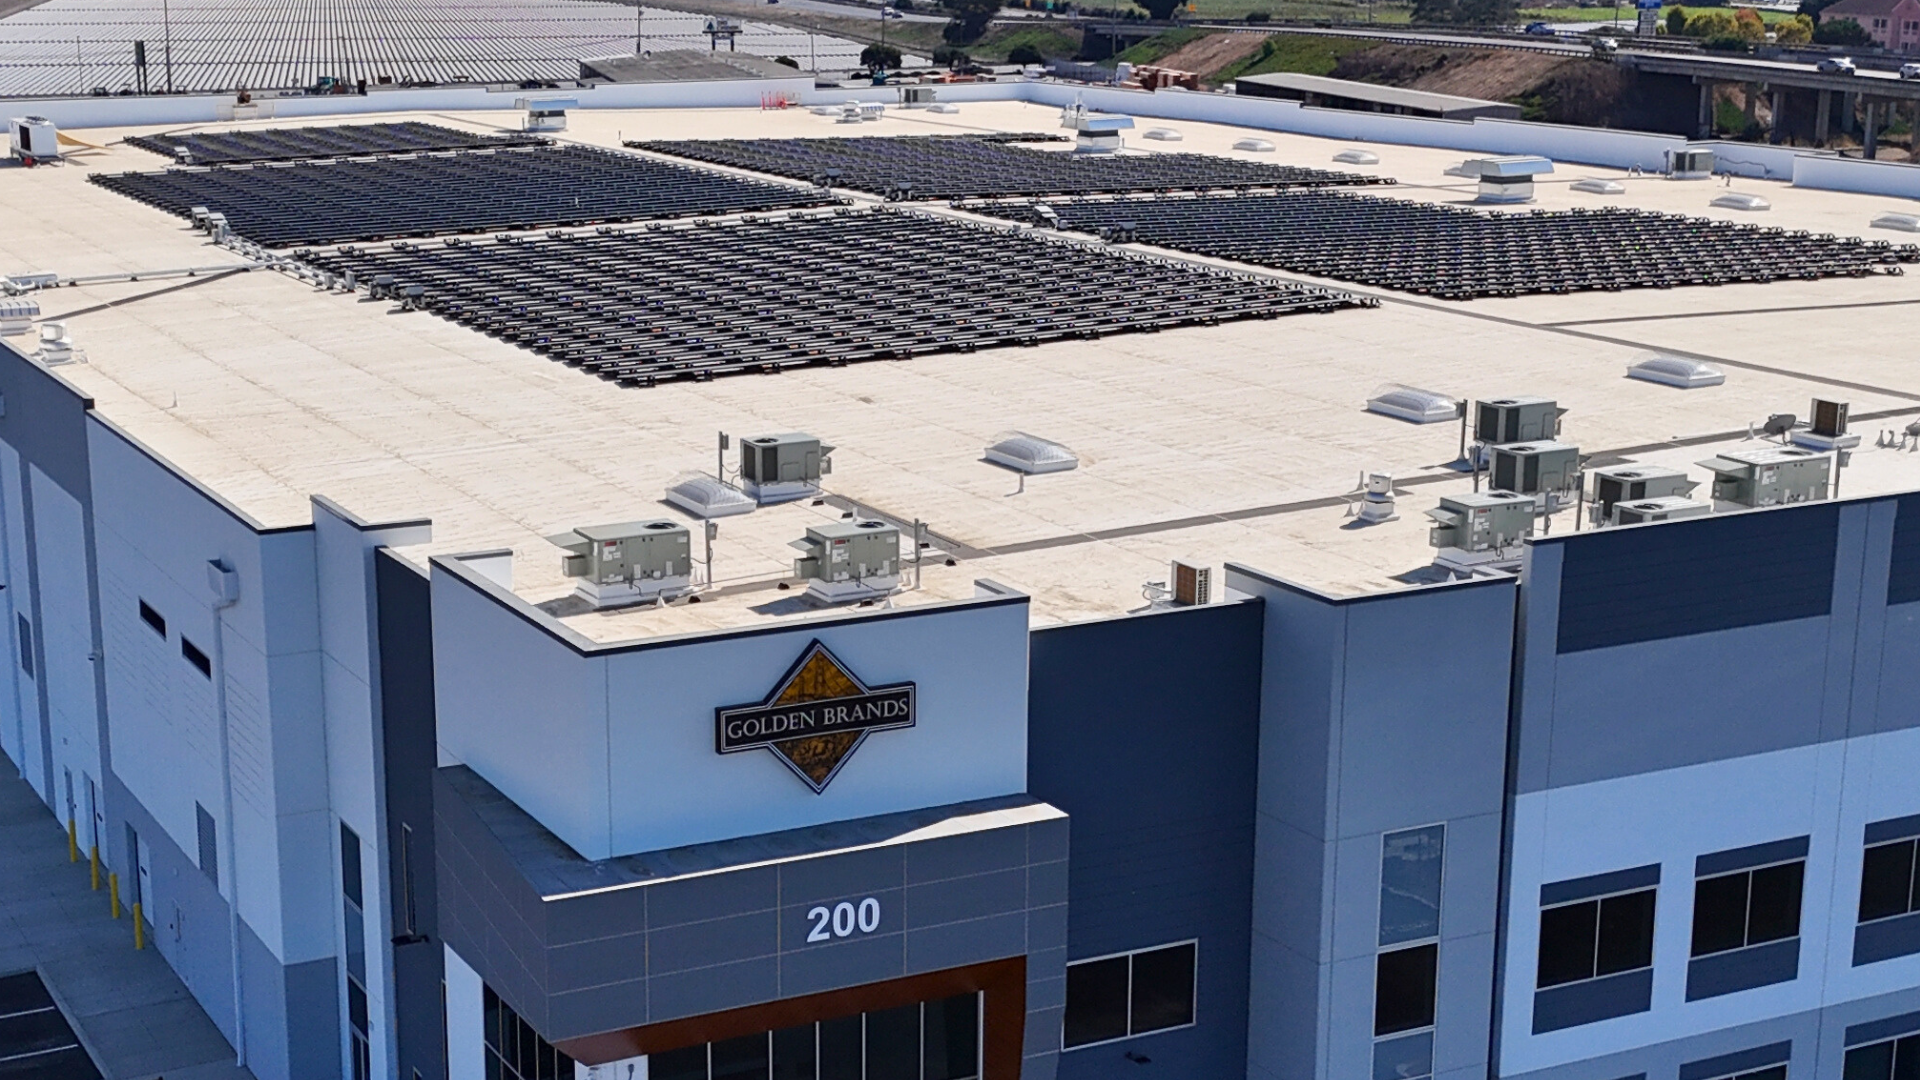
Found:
162,0 -> 173,92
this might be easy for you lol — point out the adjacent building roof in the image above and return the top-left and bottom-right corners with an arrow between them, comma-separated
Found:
579,49 -> 808,84
1235,72 -> 1521,121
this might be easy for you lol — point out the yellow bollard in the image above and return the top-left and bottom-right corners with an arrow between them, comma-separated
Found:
67,819 -> 76,862
132,903 -> 144,950
109,872 -> 120,919
90,845 -> 99,891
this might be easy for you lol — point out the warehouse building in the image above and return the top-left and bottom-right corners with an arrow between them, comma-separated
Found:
0,100 -> 1918,1080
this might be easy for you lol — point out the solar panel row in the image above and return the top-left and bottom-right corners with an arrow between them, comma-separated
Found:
299,211 -> 1374,385
89,145 -> 842,246
963,192 -> 1920,300
125,121 -> 550,164
631,135 -> 1396,201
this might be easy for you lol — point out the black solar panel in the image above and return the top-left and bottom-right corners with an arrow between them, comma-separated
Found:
125,121 -> 551,164
630,135 -> 1394,200
965,192 -> 1920,300
298,210 -> 1375,386
89,145 -> 842,247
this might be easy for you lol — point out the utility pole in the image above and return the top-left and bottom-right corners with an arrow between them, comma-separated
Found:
162,0 -> 173,92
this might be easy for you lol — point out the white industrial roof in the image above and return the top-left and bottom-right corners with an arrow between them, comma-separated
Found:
8,101 -> 1920,639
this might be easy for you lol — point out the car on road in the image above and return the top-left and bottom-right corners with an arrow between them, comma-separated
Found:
1901,62 -> 1920,79
1524,21 -> 1554,33
1817,56 -> 1857,74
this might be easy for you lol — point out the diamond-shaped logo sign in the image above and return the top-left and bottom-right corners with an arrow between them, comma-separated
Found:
714,640 -> 915,793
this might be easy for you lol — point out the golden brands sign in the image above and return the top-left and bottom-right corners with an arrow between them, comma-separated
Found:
715,640 -> 915,793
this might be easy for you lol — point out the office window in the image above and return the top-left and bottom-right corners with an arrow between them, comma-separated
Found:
1845,1033 -> 1920,1080
648,995 -> 978,1080
195,802 -> 217,887
16,614 -> 29,676
399,824 -> 417,937
1375,824 -> 1444,1055
1711,1070 -> 1784,1080
1693,860 -> 1805,956
1062,941 -> 1196,1049
1860,833 -> 1920,923
138,600 -> 166,637
182,636 -> 211,678
342,823 -> 370,1080
484,985 -> 575,1080
1538,888 -> 1656,988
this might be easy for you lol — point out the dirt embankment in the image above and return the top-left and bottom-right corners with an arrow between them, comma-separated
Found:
1154,30 -> 1272,73
1327,43 -> 1692,130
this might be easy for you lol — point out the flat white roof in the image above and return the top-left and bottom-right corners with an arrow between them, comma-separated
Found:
11,101 -> 1920,638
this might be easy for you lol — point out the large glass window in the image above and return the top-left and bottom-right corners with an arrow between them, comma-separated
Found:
1375,823 -> 1444,1065
342,824 -> 370,1080
1062,942 -> 1196,1050
1844,1032 -> 1920,1080
1861,834 -> 1920,924
1693,859 -> 1805,957
1537,888 -> 1656,989
649,993 -> 980,1080
484,984 -> 576,1080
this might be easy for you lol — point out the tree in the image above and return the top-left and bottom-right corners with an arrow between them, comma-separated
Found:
861,42 -> 903,70
940,0 -> 1001,42
1812,14 -> 1871,43
1666,5 -> 1687,33
1007,42 -> 1047,63
931,44 -> 972,67
1774,13 -> 1813,42
1732,7 -> 1766,39
1245,9 -> 1271,20
1133,0 -> 1185,19
1410,0 -> 1519,26
1685,9 -> 1736,35
1797,0 -> 1837,18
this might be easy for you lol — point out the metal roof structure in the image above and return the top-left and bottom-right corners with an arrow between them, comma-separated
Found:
1234,72 -> 1523,121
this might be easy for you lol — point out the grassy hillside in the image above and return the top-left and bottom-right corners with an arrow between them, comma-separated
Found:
1214,32 -> 1379,79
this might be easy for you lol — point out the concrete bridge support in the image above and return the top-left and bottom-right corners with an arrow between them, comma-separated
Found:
1770,86 -> 1786,143
1816,88 -> 1831,145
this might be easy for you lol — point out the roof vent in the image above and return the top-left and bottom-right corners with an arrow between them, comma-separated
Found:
985,431 -> 1078,474
1626,354 -> 1725,389
1872,212 -> 1920,233
1711,192 -> 1770,211
1333,149 -> 1378,165
1233,137 -> 1275,152
32,321 -> 82,366
0,297 -> 38,335
1143,127 -> 1183,141
1571,177 -> 1625,194
665,472 -> 755,518
1367,383 -> 1462,424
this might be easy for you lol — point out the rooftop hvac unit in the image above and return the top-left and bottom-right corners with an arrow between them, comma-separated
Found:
0,297 -> 39,335
790,520 -> 900,603
1589,463 -> 1697,526
1474,397 -> 1564,446
516,97 -> 575,132
546,520 -> 693,607
1695,447 -> 1832,509
9,116 -> 57,165
985,431 -> 1077,474
1668,148 -> 1714,179
899,86 -> 938,108
1792,398 -> 1858,452
1171,560 -> 1210,605
739,433 -> 833,505
664,472 -> 754,518
32,321 -> 81,365
1627,354 -> 1725,389
1463,156 -> 1552,204
1612,496 -> 1711,526
1367,384 -> 1462,425
1488,442 -> 1579,503
1333,149 -> 1379,165
1074,114 -> 1132,153
1426,491 -> 1534,555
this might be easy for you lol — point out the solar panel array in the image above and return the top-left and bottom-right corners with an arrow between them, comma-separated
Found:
965,192 -> 1920,300
631,136 -> 1396,201
298,211 -> 1373,385
89,145 -> 841,247
126,121 -> 550,164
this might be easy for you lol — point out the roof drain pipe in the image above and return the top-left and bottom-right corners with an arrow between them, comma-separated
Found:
208,558 -> 246,1069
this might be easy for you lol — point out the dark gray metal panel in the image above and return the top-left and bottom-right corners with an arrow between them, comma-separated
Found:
1027,600 -> 1261,1080
1845,1009 -> 1920,1047
281,952 -> 344,1080
1676,1040 -> 1792,1080
1866,813 -> 1920,844
0,346 -> 91,500
1854,911 -> 1920,966
1695,836 -> 1810,877
1683,938 -> 1800,1001
374,549 -> 444,1080
1540,865 -> 1660,906
1886,493 -> 1920,605
1554,503 -> 1840,654
1530,969 -> 1653,1034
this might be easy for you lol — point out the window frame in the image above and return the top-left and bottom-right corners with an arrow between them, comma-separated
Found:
1374,822 -> 1446,1058
138,600 -> 167,637
1858,832 -> 1920,925
1691,856 -> 1807,958
1536,885 -> 1659,990
1060,939 -> 1199,1051
181,636 -> 211,678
